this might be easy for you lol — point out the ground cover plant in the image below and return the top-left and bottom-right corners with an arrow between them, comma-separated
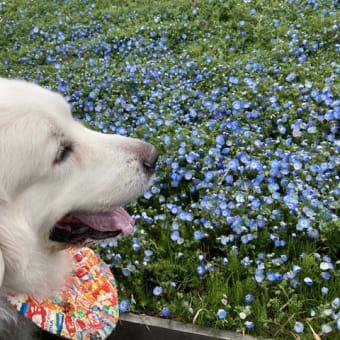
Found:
0,0 -> 339,339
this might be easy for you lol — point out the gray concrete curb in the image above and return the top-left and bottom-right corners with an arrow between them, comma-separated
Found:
109,312 -> 265,340
4,309 -> 269,340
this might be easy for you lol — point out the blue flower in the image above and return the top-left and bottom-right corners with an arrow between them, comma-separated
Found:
163,135 -> 171,145
144,249 -> 153,257
286,72 -> 297,82
291,279 -> 300,289
245,294 -> 254,303
321,272 -> 330,280
119,300 -> 130,313
161,307 -> 171,317
122,268 -> 131,277
294,322 -> 304,333
267,272 -> 276,282
235,192 -> 245,203
321,287 -> 328,294
304,277 -> 313,286
204,100 -> 214,110
255,270 -> 264,283
228,159 -> 239,171
197,265 -> 206,275
194,230 -> 204,240
332,298 -> 340,309
153,286 -> 163,296
292,265 -> 301,274
217,309 -> 227,319
222,257 -> 229,265
307,228 -> 319,238
297,218 -> 310,231
216,135 -> 225,146
321,324 -> 332,334
171,231 -> 180,241
225,174 -> 234,183
229,76 -> 239,85
244,321 -> 254,329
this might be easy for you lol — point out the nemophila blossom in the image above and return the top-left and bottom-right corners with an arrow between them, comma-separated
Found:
321,272 -> 330,280
267,272 -> 276,282
144,249 -> 153,257
206,263 -> 214,272
177,252 -> 184,259
216,135 -> 225,146
119,300 -> 130,313
244,321 -> 254,329
245,294 -> 254,303
297,218 -> 310,230
321,324 -> 332,334
194,230 -> 204,240
320,262 -> 334,270
122,268 -> 131,277
291,279 -> 300,289
304,277 -> 313,286
323,309 -> 333,317
307,228 -> 319,238
171,231 -> 180,241
286,72 -> 297,82
228,159 -> 239,171
217,309 -> 227,319
332,298 -> 340,309
292,266 -> 301,274
321,287 -> 328,294
197,265 -> 206,275
294,322 -> 304,333
161,307 -> 171,317
255,270 -> 264,283
153,286 -> 163,296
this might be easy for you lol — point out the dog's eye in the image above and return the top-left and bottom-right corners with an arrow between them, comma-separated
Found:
54,143 -> 73,164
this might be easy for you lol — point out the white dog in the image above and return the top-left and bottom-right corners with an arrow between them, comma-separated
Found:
0,78 -> 158,335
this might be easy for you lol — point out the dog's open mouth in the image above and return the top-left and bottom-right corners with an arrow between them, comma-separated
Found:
49,207 -> 135,244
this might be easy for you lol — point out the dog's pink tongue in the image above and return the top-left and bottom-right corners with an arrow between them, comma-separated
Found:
75,207 -> 135,235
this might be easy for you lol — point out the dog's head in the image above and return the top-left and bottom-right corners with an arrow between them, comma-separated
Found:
0,78 -> 158,295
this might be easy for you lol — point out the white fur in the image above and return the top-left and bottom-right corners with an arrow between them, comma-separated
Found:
0,78 -> 154,328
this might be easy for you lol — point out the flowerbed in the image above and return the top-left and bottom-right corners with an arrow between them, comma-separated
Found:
0,0 -> 339,339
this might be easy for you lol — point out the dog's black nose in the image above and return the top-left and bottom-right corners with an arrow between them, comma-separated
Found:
142,144 -> 159,174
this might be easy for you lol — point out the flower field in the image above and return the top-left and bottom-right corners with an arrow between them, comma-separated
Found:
0,0 -> 339,339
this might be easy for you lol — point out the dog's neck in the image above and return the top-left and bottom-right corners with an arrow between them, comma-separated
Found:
1,248 -> 73,298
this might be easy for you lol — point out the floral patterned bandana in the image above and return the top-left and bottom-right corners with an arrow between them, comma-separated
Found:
5,247 -> 119,340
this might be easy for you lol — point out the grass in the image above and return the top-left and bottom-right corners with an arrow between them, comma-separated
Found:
0,0 -> 339,339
